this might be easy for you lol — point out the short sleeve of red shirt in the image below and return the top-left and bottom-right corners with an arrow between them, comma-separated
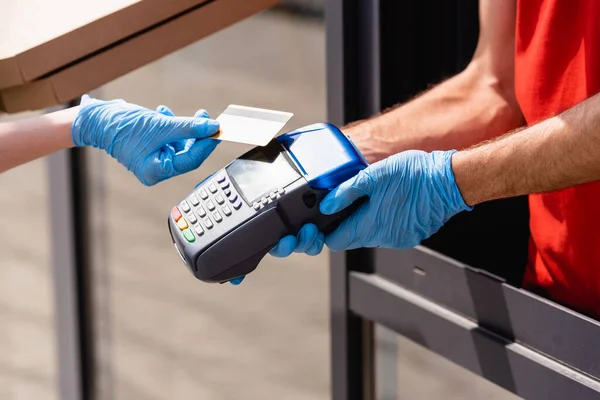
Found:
515,0 -> 600,316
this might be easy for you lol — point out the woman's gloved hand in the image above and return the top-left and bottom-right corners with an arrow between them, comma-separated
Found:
72,94 -> 220,186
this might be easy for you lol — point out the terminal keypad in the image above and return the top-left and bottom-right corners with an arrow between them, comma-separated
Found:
171,172 -> 246,243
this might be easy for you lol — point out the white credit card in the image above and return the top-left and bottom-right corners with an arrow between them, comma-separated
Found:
213,105 -> 294,146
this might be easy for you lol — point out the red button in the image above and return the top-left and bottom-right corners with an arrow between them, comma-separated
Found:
171,206 -> 182,222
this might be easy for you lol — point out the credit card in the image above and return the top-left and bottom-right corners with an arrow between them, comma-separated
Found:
213,104 -> 294,146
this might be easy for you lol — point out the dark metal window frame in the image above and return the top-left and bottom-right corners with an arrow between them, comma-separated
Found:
326,1 -> 600,399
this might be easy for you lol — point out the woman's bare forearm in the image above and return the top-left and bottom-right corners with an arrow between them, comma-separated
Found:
453,92 -> 600,205
0,107 -> 78,173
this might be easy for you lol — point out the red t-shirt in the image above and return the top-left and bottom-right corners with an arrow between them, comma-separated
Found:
515,0 -> 600,316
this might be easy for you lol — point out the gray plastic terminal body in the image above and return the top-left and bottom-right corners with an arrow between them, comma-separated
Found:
168,129 -> 366,283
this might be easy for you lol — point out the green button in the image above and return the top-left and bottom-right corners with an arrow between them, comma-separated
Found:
182,229 -> 195,242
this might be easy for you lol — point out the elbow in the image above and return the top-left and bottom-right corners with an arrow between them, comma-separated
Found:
491,97 -> 525,133
462,59 -> 525,131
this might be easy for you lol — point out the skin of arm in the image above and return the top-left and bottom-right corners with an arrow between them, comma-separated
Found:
345,0 -> 524,163
0,107 -> 78,173
453,92 -> 600,206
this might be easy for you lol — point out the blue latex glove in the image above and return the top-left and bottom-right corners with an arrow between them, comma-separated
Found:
72,94 -> 220,186
270,223 -> 325,257
320,150 -> 472,251
277,150 -> 472,256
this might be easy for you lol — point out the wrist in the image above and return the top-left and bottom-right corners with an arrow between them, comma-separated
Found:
450,150 -> 481,207
343,120 -> 371,143
71,95 -> 113,149
49,106 -> 80,149
438,150 -> 473,213
343,120 -> 401,163
72,96 -> 93,147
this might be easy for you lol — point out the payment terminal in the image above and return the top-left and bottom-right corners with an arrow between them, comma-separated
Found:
168,123 -> 368,284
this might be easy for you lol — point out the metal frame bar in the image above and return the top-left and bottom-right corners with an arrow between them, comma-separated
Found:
326,1 -> 383,399
330,251 -> 375,400
48,149 -> 83,400
349,271 -> 600,400
48,100 -> 96,400
375,246 -> 600,379
330,245 -> 600,399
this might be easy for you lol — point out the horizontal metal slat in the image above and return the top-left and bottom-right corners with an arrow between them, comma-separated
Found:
375,246 -> 600,379
349,272 -> 600,400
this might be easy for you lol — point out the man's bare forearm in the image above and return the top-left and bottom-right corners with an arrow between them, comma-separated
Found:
0,107 -> 78,173
347,0 -> 523,163
345,66 -> 523,163
453,93 -> 600,206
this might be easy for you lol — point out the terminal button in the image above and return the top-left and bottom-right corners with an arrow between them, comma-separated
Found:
222,205 -> 232,216
180,201 -> 191,213
233,199 -> 242,210
197,205 -> 207,218
194,225 -> 204,236
213,211 -> 223,223
199,189 -> 209,200
208,183 -> 218,193
177,218 -> 188,230
216,174 -> 226,183
206,200 -> 216,211
171,207 -> 182,222
220,180 -> 230,189
182,229 -> 195,242
253,202 -> 261,211
189,194 -> 199,206
215,194 -> 225,205
204,218 -> 214,229
278,187 -> 285,195
224,188 -> 231,197
261,197 -> 268,205
228,193 -> 238,203
269,192 -> 277,200
188,213 -> 198,224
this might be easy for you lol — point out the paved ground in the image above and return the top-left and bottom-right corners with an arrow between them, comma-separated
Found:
0,10 -> 519,400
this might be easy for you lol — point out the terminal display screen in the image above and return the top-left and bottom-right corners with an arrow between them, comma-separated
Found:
226,143 -> 301,204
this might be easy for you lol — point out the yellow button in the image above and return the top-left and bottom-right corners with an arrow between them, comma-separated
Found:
177,218 -> 188,230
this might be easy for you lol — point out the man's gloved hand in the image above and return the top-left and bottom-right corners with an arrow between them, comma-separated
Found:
72,94 -> 220,186
229,149 -> 472,285
270,223 -> 325,257
320,149 -> 472,251
276,150 -> 472,257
